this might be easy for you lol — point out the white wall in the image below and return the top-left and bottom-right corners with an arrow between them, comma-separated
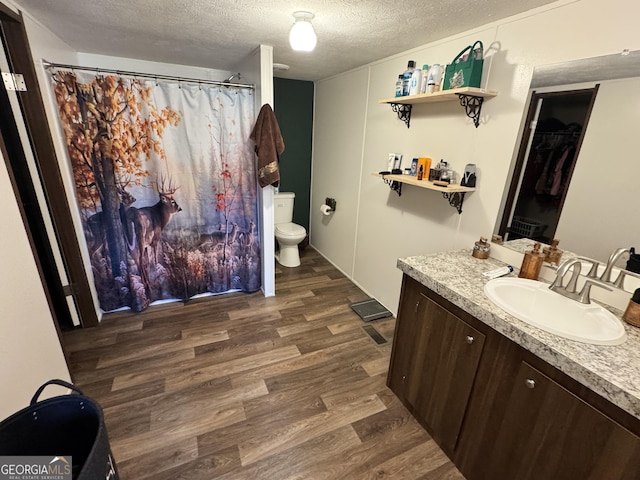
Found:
0,149 -> 70,420
556,76 -> 640,260
239,45 -> 276,297
311,67 -> 369,275
311,0 -> 640,314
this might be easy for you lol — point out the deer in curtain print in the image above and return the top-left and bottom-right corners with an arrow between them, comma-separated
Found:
126,175 -> 182,285
86,178 -> 136,259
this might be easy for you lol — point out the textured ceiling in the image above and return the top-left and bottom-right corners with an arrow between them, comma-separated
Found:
15,0 -> 558,81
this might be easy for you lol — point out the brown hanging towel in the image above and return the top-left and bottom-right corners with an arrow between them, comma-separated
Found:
250,103 -> 285,187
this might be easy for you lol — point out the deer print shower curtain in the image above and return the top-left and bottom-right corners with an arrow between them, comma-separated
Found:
49,70 -> 261,312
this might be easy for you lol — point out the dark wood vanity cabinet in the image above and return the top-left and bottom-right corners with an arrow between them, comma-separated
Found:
388,274 -> 640,480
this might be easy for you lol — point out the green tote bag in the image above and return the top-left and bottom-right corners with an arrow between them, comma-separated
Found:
443,41 -> 484,90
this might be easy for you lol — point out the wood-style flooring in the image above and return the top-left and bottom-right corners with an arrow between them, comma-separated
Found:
63,247 -> 465,479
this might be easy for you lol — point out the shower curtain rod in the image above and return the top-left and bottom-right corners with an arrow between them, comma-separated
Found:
42,60 -> 255,90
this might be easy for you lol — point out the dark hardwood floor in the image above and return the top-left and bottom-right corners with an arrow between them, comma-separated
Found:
63,247 -> 465,479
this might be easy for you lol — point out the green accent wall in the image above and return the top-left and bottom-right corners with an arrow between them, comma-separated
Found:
274,77 -> 314,231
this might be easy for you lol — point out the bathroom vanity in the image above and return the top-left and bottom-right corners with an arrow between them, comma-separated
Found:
389,250 -> 640,479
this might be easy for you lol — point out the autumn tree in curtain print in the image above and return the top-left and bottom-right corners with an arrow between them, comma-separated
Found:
50,71 -> 261,312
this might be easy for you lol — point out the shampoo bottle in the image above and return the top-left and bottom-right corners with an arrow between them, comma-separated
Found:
518,243 -> 545,280
426,64 -> 443,93
409,66 -> 422,96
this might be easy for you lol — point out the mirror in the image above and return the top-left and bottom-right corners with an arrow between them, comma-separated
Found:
496,50 -> 640,264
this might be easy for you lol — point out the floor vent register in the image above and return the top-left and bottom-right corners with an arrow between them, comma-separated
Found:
350,298 -> 392,322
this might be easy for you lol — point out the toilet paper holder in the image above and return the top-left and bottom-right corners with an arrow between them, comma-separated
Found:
324,197 -> 337,212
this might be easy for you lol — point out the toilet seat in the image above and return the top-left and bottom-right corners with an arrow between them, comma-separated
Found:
275,222 -> 306,238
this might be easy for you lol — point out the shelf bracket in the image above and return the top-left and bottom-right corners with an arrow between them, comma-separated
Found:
457,94 -> 484,128
442,191 -> 466,214
389,103 -> 412,128
381,175 -> 402,196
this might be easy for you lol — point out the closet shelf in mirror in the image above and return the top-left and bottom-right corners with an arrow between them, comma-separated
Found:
373,173 -> 475,214
379,87 -> 497,128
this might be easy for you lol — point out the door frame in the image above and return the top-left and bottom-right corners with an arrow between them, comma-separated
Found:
498,87 -> 599,239
0,3 -> 98,328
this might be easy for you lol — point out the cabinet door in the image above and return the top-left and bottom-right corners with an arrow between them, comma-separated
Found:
387,277 -> 427,399
408,295 -> 486,452
485,361 -> 640,480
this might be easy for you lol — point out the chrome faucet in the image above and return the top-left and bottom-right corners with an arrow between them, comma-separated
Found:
600,248 -> 630,283
549,258 -> 612,303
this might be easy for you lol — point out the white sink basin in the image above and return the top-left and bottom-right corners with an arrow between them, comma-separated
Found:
484,277 -> 627,345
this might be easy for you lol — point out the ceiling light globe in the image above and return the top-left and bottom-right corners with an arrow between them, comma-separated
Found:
289,12 -> 317,52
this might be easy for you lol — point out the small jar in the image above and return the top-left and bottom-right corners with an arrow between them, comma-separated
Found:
472,237 -> 491,259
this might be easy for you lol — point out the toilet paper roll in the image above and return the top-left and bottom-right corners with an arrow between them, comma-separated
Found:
320,204 -> 332,216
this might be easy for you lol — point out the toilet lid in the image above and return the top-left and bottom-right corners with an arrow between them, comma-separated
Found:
275,223 -> 306,237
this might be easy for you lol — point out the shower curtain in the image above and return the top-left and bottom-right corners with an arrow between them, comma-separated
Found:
49,70 -> 261,312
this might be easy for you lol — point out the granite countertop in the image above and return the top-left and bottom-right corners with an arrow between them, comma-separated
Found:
398,249 -> 640,421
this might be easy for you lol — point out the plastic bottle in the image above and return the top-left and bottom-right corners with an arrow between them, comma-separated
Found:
426,64 -> 443,94
394,74 -> 403,97
434,64 -> 444,91
401,60 -> 416,96
408,66 -> 422,96
419,64 -> 430,94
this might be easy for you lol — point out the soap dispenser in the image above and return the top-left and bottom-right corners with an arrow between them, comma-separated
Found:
519,243 -> 545,280
543,239 -> 563,266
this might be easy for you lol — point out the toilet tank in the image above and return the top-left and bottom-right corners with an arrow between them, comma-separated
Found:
274,192 -> 295,224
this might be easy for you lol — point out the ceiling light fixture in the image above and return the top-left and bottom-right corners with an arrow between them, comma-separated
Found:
289,11 -> 317,52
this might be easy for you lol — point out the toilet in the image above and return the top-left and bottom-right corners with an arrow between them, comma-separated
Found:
274,192 -> 307,267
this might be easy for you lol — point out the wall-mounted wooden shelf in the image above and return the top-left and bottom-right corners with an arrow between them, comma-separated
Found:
373,173 -> 475,214
379,87 -> 498,128
379,87 -> 497,105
